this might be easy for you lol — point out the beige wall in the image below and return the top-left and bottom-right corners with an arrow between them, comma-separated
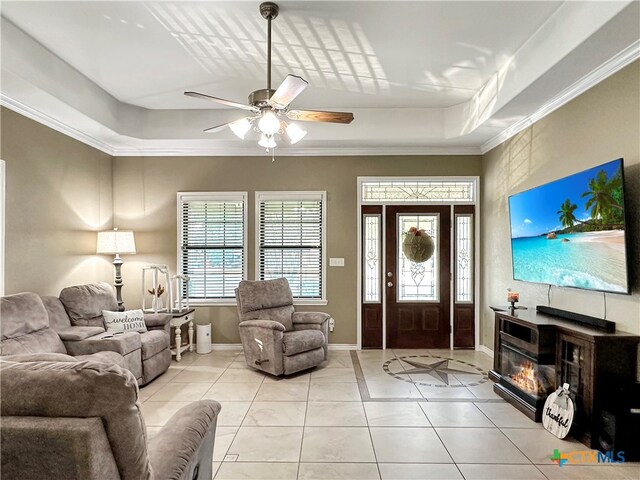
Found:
480,61 -> 640,349
112,155 -> 482,344
3,61 -> 637,350
0,108 -> 114,295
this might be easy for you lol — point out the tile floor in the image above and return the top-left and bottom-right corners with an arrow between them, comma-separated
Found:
140,349 -> 639,480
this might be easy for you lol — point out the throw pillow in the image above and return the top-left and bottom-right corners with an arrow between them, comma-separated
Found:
102,309 -> 147,333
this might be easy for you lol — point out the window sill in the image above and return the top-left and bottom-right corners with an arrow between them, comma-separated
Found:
183,299 -> 328,307
293,299 -> 328,306
185,299 -> 238,307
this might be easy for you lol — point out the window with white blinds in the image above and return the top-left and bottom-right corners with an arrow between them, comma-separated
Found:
178,192 -> 247,303
256,192 -> 326,301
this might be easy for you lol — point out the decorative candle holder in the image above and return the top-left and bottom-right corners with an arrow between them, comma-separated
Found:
507,290 -> 520,309
173,274 -> 190,312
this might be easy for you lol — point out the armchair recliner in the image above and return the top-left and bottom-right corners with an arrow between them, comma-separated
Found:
236,278 -> 331,376
0,357 -> 220,480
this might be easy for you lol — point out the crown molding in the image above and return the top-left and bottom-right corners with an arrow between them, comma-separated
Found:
111,145 -> 482,157
1,94 -> 479,156
3,40 -> 637,159
0,94 -> 115,156
480,40 -> 640,154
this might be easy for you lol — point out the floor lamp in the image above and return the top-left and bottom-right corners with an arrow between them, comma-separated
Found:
96,228 -> 136,311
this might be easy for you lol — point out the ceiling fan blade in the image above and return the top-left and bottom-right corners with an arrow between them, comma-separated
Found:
203,123 -> 229,133
287,109 -> 354,124
184,91 -> 258,112
269,75 -> 309,108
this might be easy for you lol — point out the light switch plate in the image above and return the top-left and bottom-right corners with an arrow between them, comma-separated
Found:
329,258 -> 345,267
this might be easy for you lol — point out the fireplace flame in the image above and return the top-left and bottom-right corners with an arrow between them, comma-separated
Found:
509,361 -> 545,395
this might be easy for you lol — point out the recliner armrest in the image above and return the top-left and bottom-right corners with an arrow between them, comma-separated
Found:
144,313 -> 171,328
144,312 -> 171,335
57,326 -> 105,341
63,332 -> 141,357
292,312 -> 331,325
239,320 -> 286,331
148,400 -> 221,480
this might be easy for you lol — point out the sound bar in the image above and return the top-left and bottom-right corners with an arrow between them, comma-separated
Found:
536,305 -> 615,332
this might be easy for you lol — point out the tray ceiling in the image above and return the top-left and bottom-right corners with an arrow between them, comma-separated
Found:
1,1 -> 638,156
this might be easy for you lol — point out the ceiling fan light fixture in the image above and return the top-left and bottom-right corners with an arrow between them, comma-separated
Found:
258,110 -> 280,135
258,133 -> 277,149
286,122 -> 307,144
229,117 -> 252,139
184,2 -> 353,159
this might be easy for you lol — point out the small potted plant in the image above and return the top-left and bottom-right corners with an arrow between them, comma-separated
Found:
148,284 -> 166,312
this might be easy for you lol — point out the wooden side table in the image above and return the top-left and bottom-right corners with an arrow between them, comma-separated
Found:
170,309 -> 195,362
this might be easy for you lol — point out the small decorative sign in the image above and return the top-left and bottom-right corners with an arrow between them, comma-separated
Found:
543,383 -> 574,439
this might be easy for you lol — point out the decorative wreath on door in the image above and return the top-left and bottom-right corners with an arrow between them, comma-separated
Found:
402,227 -> 435,263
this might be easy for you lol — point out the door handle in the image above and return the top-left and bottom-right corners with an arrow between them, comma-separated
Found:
387,282 -> 393,287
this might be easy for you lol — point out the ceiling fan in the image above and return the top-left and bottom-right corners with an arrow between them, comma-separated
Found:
184,2 -> 354,151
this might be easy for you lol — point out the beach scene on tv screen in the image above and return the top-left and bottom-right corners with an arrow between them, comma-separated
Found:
509,159 -> 628,293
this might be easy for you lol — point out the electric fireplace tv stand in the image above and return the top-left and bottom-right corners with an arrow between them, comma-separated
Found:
490,306 -> 640,452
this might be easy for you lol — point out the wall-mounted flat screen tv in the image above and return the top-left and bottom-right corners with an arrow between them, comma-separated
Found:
508,158 -> 629,294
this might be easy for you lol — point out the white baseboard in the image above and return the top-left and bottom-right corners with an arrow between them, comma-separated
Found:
328,344 -> 358,350
477,345 -> 494,358
211,343 -> 243,350
209,343 -> 358,351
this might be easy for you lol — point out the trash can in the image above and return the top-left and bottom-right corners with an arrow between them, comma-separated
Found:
196,323 -> 212,354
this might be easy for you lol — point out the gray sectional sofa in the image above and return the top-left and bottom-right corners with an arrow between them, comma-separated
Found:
0,282 -> 171,385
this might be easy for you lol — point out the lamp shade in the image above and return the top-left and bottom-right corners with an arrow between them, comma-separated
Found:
96,229 -> 136,255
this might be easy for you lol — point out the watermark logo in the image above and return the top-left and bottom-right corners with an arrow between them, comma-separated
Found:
550,449 -> 625,467
550,449 -> 568,467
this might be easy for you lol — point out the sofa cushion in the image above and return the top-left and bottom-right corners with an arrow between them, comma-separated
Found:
140,330 -> 170,360
1,353 -> 77,363
0,293 -> 67,356
41,296 -> 73,331
59,283 -> 117,328
1,292 -> 51,340
236,278 -> 296,331
282,330 -> 325,357
103,309 -> 147,334
1,329 -> 68,356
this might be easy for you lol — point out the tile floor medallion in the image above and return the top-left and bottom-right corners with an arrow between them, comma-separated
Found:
139,349 -> 639,479
354,349 -> 500,402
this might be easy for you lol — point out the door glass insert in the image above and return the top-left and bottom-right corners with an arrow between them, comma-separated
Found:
397,214 -> 439,301
455,214 -> 473,303
362,180 -> 475,202
363,214 -> 381,302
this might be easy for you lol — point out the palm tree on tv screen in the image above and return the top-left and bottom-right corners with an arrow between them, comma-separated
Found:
557,199 -> 578,229
580,168 -> 624,228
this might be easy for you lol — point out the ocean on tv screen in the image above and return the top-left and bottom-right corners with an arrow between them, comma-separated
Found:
509,159 -> 628,293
